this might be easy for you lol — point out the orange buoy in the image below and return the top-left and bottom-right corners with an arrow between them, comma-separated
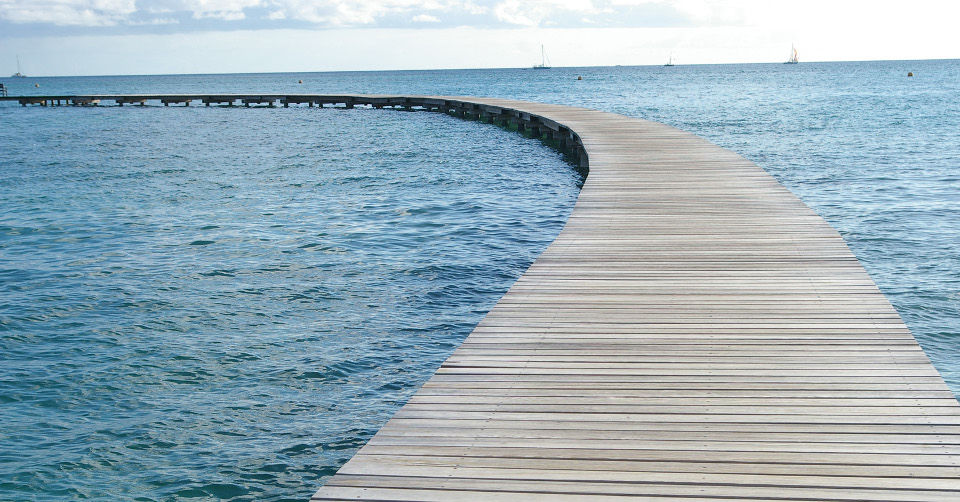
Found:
298,79 -> 303,83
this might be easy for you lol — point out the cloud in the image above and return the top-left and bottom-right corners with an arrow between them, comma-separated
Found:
0,0 -> 732,30
412,13 -> 440,22
6,1 -> 959,75
158,0 -> 262,21
128,17 -> 180,25
261,1 -> 474,27
192,10 -> 247,21
0,0 -> 136,26
493,0 -> 594,27
669,0 -> 748,25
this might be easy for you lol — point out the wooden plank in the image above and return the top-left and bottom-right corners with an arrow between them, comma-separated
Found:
352,443 -> 960,467
334,461 -> 960,491
318,475 -> 960,502
336,453 -> 960,479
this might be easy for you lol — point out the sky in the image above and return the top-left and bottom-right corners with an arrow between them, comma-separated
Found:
1,0 -> 957,76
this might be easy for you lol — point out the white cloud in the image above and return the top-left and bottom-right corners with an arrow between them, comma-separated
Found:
412,13 -> 440,22
0,0 -> 136,26
4,0 -> 957,42
193,10 -> 246,20
261,0 -> 424,26
165,0 -> 262,21
457,0 -> 487,15
0,0 -> 609,28
669,0 -> 746,25
493,0 -> 595,27
0,0 -> 264,25
128,17 -> 180,25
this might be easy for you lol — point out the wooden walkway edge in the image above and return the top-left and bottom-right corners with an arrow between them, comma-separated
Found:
7,94 -> 959,500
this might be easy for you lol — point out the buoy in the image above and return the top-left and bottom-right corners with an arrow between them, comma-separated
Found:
35,83 -> 39,87
907,72 -> 913,77
577,76 -> 582,80
298,79 -> 303,83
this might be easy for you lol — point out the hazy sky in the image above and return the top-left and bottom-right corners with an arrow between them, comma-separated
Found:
2,0 -> 956,76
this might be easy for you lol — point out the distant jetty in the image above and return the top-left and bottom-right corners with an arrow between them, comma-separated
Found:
0,94 -> 590,169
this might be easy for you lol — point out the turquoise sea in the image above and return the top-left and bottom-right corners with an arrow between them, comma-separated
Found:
2,60 -> 958,500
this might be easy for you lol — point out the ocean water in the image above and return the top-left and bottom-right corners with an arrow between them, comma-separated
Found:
0,101 -> 581,500
2,60 -> 959,500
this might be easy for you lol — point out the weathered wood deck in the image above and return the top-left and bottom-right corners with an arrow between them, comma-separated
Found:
7,94 -> 959,500
313,98 -> 960,501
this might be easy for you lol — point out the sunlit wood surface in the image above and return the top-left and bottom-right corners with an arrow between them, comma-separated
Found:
312,97 -> 960,501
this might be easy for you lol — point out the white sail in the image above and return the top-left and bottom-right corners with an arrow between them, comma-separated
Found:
785,44 -> 799,64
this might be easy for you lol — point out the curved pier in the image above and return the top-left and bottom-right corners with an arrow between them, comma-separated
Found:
7,94 -> 960,500
313,97 -> 960,501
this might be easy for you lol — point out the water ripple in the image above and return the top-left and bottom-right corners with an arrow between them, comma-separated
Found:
0,105 -> 579,501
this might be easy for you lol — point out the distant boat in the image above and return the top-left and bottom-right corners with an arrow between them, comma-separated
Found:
664,54 -> 676,67
533,45 -> 551,69
11,55 -> 26,77
784,44 -> 799,64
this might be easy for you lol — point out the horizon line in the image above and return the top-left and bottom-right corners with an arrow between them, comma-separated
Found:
4,57 -> 956,79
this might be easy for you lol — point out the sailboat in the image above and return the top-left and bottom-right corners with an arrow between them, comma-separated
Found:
664,53 -> 675,67
784,44 -> 799,64
533,45 -> 551,69
11,55 -> 26,77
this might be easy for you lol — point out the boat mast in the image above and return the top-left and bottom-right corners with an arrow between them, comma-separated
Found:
533,45 -> 551,69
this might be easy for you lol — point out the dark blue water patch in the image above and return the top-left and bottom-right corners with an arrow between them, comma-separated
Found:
0,105 -> 580,501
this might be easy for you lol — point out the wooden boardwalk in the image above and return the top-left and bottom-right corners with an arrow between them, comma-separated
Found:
312,98 -> 960,501
7,94 -> 959,500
